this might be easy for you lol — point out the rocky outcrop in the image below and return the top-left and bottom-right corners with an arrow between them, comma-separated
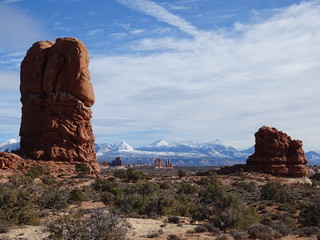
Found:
19,37 -> 99,174
246,126 -> 308,177
0,152 -> 22,170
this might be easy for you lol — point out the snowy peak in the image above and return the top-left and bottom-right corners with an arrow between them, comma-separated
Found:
149,139 -> 170,147
114,141 -> 134,151
0,139 -> 20,152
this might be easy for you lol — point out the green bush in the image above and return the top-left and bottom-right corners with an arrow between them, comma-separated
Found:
113,169 -> 127,179
248,224 -> 273,240
126,168 -> 147,182
300,201 -> 320,227
260,182 -> 293,203
167,216 -> 180,224
178,169 -> 186,178
137,181 -> 160,196
75,163 -> 91,175
199,180 -> 259,230
24,165 -> 49,179
93,178 -> 119,193
0,183 -> 40,226
236,181 -> 257,192
38,187 -> 69,210
69,188 -> 84,203
159,181 -> 172,189
178,183 -> 197,194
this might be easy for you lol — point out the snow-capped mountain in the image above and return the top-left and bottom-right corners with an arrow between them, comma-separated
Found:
96,139 -> 251,166
305,151 -> 320,165
0,139 -> 20,152
1,139 -> 319,166
148,139 -> 170,148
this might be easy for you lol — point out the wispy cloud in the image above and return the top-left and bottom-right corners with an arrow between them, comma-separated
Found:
117,0 -> 201,37
1,0 -> 22,4
90,1 -> 320,150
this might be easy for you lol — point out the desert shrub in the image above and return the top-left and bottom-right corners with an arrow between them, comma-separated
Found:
178,183 -> 197,194
296,226 -> 320,237
93,178 -> 119,193
230,229 -> 247,240
197,173 -> 219,185
167,234 -> 182,240
24,165 -> 49,179
260,182 -> 293,203
248,224 -> 273,240
235,168 -> 248,179
75,163 -> 91,176
118,192 -> 146,215
178,169 -> 186,178
38,187 -> 69,210
9,174 -> 33,186
236,181 -> 257,192
199,180 -> 259,230
190,205 -> 212,221
167,216 -> 180,224
147,229 -> 163,238
0,183 -> 40,226
41,175 -> 56,185
269,220 -> 292,236
218,204 -> 259,231
137,181 -> 160,196
216,235 -> 229,240
0,221 -> 9,233
260,216 -> 273,225
300,201 -> 320,227
157,195 -> 188,217
194,225 -> 208,233
311,173 -> 320,181
159,181 -> 172,189
46,209 -> 128,240
113,169 -> 127,179
194,223 -> 214,233
69,188 -> 84,203
126,168 -> 148,182
101,192 -> 117,206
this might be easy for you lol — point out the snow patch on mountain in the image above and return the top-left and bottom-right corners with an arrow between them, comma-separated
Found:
148,139 -> 170,147
0,139 -> 20,152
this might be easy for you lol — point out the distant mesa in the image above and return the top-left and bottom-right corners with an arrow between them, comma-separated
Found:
1,37 -> 100,174
246,126 -> 308,177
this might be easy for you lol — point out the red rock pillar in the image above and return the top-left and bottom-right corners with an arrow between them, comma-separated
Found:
19,38 -> 97,170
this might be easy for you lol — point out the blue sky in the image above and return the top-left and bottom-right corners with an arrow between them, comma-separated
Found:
0,0 -> 319,151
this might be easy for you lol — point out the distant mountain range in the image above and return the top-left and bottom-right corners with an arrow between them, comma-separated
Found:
1,139 -> 319,166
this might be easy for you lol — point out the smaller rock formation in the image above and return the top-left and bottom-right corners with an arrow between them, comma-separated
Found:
246,126 -> 308,177
154,158 -> 164,168
165,159 -> 171,167
110,157 -> 122,167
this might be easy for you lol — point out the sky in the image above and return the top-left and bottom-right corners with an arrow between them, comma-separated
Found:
0,0 -> 319,151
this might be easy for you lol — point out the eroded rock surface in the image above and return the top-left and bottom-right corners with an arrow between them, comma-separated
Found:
246,126 -> 308,177
0,152 -> 22,170
19,37 -> 98,173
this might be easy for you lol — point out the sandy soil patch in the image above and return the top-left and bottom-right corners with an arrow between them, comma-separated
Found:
0,226 -> 49,240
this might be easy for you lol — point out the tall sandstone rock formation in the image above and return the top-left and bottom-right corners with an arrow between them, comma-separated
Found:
19,37 -> 99,173
246,126 -> 308,177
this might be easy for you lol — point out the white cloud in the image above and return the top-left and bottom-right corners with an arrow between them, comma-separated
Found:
117,0 -> 201,37
90,1 -> 320,150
